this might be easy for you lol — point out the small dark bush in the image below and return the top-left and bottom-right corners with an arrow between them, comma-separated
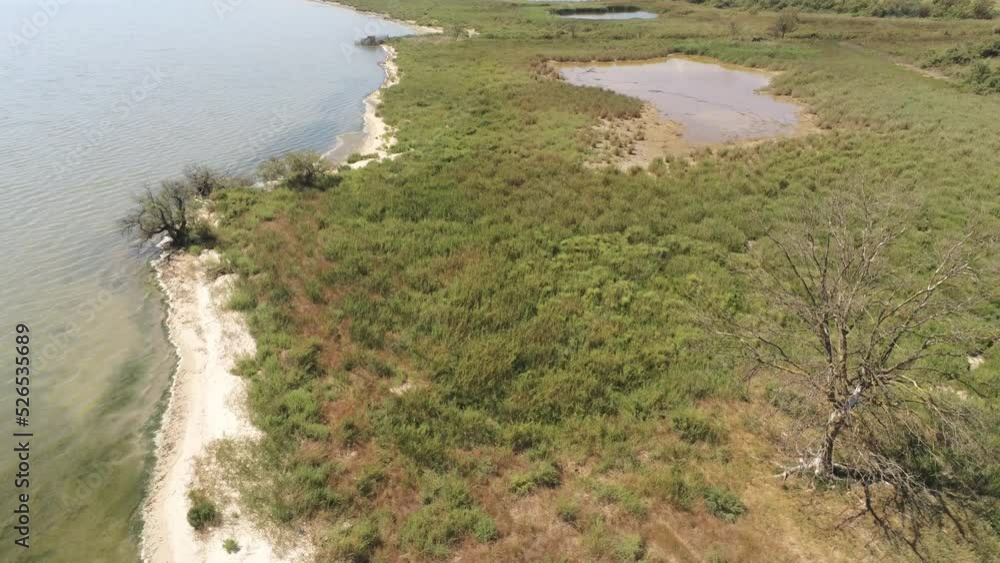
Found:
326,518 -> 381,562
222,538 -> 240,554
257,151 -> 334,189
187,491 -> 220,531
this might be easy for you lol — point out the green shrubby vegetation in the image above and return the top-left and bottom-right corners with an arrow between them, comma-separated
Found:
689,0 -> 995,19
192,0 -> 1000,559
702,486 -> 747,522
257,150 -> 337,190
398,475 -> 497,557
222,538 -> 240,554
186,490 -> 220,531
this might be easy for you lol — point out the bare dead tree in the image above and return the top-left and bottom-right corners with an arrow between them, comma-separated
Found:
769,9 -> 800,40
119,179 -> 197,248
182,163 -> 226,197
713,188 -> 999,545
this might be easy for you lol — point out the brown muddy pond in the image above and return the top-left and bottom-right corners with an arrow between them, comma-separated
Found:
560,57 -> 801,144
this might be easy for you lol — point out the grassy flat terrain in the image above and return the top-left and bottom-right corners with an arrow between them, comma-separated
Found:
207,1 -> 1000,560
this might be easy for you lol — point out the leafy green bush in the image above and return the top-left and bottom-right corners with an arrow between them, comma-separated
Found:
257,151 -> 334,189
967,62 -> 1000,94
222,538 -> 240,554
703,486 -> 747,522
186,491 -> 220,531
325,518 -> 380,562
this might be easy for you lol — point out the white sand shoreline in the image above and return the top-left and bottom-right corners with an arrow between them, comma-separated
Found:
323,44 -> 402,169
141,252 -> 313,563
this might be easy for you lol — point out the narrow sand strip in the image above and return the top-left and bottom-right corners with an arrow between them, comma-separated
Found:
141,251 -> 312,563
352,44 -> 402,164
324,12 -> 443,169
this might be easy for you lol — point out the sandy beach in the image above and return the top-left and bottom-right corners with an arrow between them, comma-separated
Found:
346,44 -> 404,169
141,251 -> 312,563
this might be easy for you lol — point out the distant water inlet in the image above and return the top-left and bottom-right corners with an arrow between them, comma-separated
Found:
554,6 -> 658,20
560,57 -> 802,144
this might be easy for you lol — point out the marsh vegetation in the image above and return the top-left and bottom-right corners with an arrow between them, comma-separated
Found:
162,0 -> 1000,560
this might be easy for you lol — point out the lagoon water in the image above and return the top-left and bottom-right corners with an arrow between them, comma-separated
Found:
559,11 -> 658,20
0,0 -> 412,560
560,57 -> 800,144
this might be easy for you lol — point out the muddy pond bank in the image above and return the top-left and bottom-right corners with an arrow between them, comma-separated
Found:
557,56 -> 818,167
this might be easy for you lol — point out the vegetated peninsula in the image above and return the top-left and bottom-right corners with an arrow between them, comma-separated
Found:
134,0 -> 1000,561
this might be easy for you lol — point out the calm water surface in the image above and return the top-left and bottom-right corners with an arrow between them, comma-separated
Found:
0,0 -> 411,560
560,57 -> 800,143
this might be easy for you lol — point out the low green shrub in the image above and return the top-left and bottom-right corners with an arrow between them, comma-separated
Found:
257,151 -> 335,190
703,486 -> 746,522
325,518 -> 381,562
615,534 -> 646,562
399,476 -> 498,557
967,62 -> 1000,94
509,461 -> 561,495
186,490 -> 220,531
222,538 -> 240,554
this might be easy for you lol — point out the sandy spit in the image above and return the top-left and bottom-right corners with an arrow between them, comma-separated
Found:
350,44 -> 404,168
323,3 -> 442,169
141,251 -> 312,563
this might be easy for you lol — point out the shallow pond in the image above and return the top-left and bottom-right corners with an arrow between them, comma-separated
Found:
559,11 -> 658,19
560,57 -> 801,144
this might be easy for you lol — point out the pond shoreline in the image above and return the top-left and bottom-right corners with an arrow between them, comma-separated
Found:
555,55 -> 820,168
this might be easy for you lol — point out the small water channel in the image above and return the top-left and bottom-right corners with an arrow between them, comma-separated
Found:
560,57 -> 801,144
